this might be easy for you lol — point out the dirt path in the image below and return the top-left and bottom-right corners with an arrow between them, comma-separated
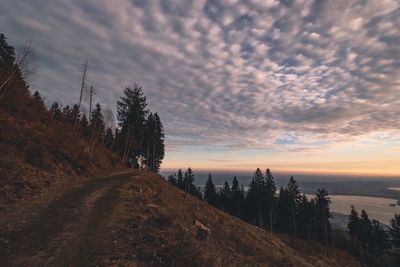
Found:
0,171 -> 137,266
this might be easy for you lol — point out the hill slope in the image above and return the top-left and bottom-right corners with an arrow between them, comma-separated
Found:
0,108 -> 120,208
0,170 -> 360,266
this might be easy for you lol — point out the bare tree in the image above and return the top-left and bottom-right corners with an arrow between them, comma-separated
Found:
74,60 -> 88,130
88,85 -> 95,121
78,59 -> 88,109
0,41 -> 38,100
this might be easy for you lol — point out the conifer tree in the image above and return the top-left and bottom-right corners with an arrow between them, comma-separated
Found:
219,181 -> 231,213
204,174 -> 218,207
389,214 -> 400,264
50,102 -> 62,121
265,168 -> 277,232
176,169 -> 184,190
348,206 -> 361,241
117,85 -> 148,166
104,127 -> 114,149
314,188 -> 332,245
276,186 -> 291,233
369,219 -> 389,259
231,176 -> 243,217
246,168 -> 265,226
90,103 -> 106,144
80,114 -> 90,139
390,214 -> 400,249
62,105 -> 73,124
168,174 -> 177,186
31,91 -> 46,114
184,167 -> 195,194
287,176 -> 301,237
71,104 -> 81,129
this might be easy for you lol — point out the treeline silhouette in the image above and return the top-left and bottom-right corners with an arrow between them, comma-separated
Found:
339,207 -> 400,266
0,32 -> 165,172
168,168 -> 332,245
168,168 -> 400,266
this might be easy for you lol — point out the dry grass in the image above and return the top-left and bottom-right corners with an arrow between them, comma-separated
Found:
0,109 -> 120,208
106,171 -> 361,267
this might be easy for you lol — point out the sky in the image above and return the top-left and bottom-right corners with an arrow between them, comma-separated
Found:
1,0 -> 400,176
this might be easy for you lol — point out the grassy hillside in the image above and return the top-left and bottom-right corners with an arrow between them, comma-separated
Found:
103,171 -> 361,266
0,106 -> 120,208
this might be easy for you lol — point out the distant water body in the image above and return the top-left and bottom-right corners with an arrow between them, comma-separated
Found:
307,194 -> 400,225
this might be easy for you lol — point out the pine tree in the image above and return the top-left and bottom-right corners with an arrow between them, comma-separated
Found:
276,186 -> 291,233
219,181 -> 231,213
231,176 -> 243,217
143,112 -> 165,172
265,168 -> 277,232
71,104 -> 81,129
50,102 -> 62,121
104,127 -> 114,149
348,206 -> 361,241
390,214 -> 400,249
369,219 -> 389,258
389,214 -> 400,264
176,169 -> 184,190
31,91 -> 46,114
246,168 -> 265,226
167,174 -> 177,186
204,174 -> 218,207
297,194 -> 314,239
314,188 -> 332,245
117,85 -> 148,166
62,105 -> 73,124
184,167 -> 195,194
287,176 -> 301,237
80,114 -> 90,139
90,103 -> 106,145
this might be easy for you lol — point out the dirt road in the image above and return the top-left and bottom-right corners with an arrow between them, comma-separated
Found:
0,171 -> 137,266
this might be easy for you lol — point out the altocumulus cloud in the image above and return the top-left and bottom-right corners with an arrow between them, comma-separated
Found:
1,0 -> 400,152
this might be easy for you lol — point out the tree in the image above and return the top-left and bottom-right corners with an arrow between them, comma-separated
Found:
287,176 -> 301,237
390,214 -> 400,249
348,206 -> 361,241
219,181 -> 231,212
231,176 -> 243,217
31,91 -> 46,114
389,214 -> 400,264
78,59 -> 87,110
0,34 -> 36,102
104,127 -> 114,149
314,188 -> 332,246
62,105 -> 73,124
143,112 -> 165,172
204,174 -> 218,207
89,103 -> 105,146
168,174 -> 177,186
184,167 -> 195,194
297,194 -> 314,240
80,114 -> 90,139
265,168 -> 277,232
246,168 -> 265,226
276,186 -> 291,233
117,85 -> 148,166
176,169 -> 184,190
50,102 -> 62,121
369,219 -> 389,259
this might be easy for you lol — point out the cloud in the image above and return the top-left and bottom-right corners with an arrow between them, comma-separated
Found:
1,0 -> 400,153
